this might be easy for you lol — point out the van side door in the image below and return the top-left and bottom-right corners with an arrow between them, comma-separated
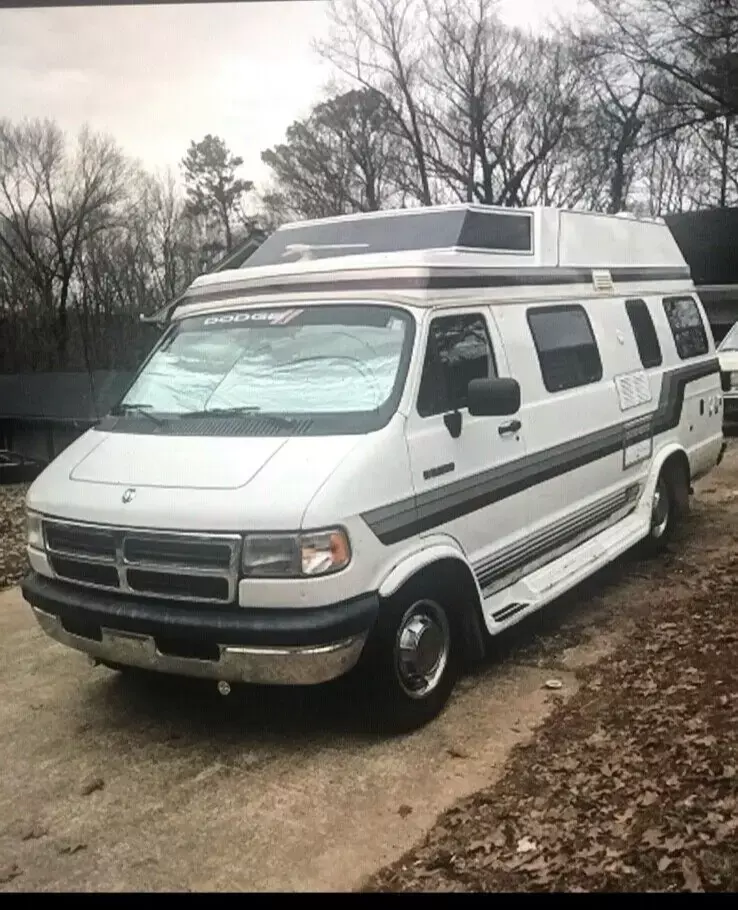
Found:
493,299 -> 637,558
403,307 -> 529,585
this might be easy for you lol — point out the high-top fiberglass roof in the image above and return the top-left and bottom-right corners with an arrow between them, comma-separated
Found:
243,206 -> 534,268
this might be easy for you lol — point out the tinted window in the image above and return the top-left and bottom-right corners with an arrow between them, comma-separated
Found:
527,305 -> 603,393
625,299 -> 662,368
417,314 -> 497,417
662,296 -> 709,359
246,209 -> 532,266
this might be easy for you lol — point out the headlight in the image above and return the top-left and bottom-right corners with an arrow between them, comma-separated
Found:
26,510 -> 44,550
241,529 -> 351,578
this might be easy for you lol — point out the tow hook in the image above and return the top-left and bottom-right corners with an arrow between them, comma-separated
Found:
217,680 -> 231,696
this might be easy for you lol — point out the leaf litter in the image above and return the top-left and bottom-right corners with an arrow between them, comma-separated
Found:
366,447 -> 738,893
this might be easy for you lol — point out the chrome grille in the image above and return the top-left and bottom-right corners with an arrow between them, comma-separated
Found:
42,519 -> 241,604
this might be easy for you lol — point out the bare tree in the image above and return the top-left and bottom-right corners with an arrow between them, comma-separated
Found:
261,87 -> 402,219
316,0 -> 436,205
590,0 -> 738,120
0,119 -> 128,366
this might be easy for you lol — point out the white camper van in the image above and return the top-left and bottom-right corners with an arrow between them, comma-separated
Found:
718,321 -> 738,425
22,205 -> 726,731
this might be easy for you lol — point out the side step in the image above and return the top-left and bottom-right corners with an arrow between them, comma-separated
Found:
483,512 -> 649,633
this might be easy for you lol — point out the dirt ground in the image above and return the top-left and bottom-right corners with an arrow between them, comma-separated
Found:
368,442 -> 738,893
0,443 -> 735,892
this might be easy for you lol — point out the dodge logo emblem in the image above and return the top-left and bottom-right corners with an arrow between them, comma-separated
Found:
122,488 -> 136,504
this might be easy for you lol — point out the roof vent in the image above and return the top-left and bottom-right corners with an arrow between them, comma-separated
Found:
592,269 -> 614,293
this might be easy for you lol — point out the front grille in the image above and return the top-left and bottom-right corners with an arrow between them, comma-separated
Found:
122,537 -> 232,568
42,520 -> 241,604
46,525 -> 116,559
49,556 -> 120,588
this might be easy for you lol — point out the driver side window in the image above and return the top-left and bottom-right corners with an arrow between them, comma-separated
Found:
417,313 -> 497,418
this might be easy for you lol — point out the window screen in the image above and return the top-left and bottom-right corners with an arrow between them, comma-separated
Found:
662,296 -> 709,359
417,313 -> 497,417
625,299 -> 662,368
527,305 -> 603,393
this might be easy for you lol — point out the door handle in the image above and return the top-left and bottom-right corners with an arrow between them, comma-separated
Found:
498,419 -> 522,436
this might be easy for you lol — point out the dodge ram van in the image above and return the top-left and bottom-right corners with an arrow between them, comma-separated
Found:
21,205 -> 725,731
718,321 -> 738,426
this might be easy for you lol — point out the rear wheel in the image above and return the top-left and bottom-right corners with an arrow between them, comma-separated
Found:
355,582 -> 460,734
641,462 -> 689,555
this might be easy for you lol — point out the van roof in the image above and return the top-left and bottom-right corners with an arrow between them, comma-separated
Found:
169,205 -> 692,322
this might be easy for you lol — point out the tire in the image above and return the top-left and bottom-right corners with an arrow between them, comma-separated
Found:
354,580 -> 460,734
641,463 -> 688,556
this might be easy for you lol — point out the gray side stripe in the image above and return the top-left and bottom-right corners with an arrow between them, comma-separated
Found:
362,359 -> 719,545
473,484 -> 639,593
179,266 -> 692,308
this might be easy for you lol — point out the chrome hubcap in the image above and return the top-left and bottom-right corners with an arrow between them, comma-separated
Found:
395,600 -> 450,699
651,479 -> 670,539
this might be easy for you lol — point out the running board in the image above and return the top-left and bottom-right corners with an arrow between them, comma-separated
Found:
483,512 -> 649,633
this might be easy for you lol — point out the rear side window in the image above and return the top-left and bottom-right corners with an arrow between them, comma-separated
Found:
527,305 -> 603,393
662,296 -> 709,359
625,299 -> 662,368
417,313 -> 497,417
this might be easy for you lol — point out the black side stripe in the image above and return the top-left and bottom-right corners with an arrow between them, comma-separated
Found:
180,266 -> 692,307
361,359 -> 719,545
492,602 -> 530,623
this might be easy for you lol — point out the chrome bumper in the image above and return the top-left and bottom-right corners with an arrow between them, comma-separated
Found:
32,606 -> 367,686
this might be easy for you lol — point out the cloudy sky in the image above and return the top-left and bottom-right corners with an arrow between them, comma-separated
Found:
1,0 -> 583,191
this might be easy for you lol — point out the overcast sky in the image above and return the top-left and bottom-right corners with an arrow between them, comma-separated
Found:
1,0 -> 583,191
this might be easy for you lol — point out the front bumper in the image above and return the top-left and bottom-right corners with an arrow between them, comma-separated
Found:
21,572 -> 379,686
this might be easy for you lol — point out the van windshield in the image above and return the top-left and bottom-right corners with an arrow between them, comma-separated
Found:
111,304 -> 415,435
718,322 -> 738,352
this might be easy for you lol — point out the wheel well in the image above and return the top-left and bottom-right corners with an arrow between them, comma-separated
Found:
386,557 -> 487,666
661,449 -> 691,517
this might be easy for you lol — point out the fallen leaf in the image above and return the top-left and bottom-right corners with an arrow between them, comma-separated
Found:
516,836 -> 538,854
20,822 -> 47,842
57,841 -> 87,856
79,775 -> 105,797
398,805 -> 413,819
446,747 -> 469,760
0,863 -> 21,884
681,858 -> 704,893
641,827 -> 663,847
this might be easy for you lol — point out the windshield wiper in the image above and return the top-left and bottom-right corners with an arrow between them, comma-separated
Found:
180,406 -> 296,427
111,403 -> 165,427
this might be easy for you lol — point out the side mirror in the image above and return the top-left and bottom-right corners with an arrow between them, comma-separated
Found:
467,377 -> 521,416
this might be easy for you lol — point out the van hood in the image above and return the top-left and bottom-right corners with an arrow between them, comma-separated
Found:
28,429 -> 362,531
69,432 -> 288,490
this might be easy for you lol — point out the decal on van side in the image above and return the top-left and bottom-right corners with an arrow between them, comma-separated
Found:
361,358 -> 719,545
181,266 -> 693,307
473,483 -> 641,595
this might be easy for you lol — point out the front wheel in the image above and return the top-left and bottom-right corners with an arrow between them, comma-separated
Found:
354,585 -> 459,734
